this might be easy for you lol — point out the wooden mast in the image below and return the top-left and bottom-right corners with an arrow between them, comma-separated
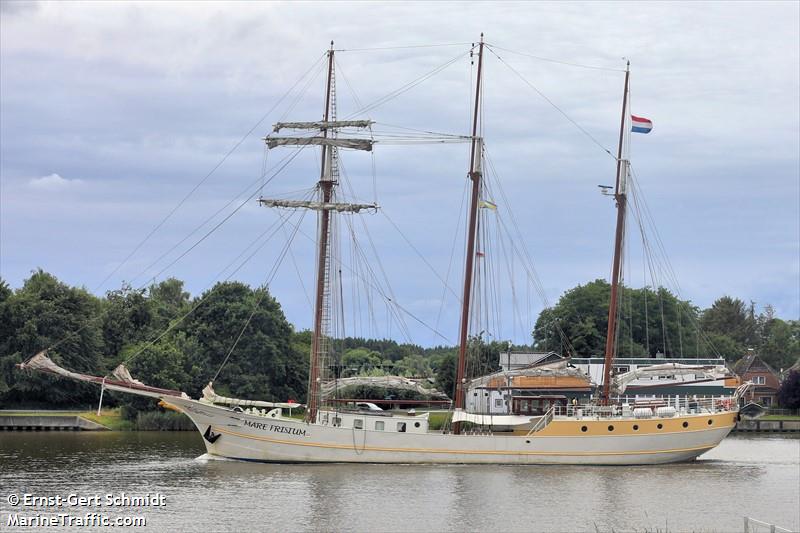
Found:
306,41 -> 336,423
601,61 -> 631,405
453,35 -> 484,434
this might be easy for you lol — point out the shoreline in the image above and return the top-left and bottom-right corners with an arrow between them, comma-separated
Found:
2,409 -> 799,433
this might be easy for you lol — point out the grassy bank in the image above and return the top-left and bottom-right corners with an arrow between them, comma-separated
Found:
761,414 -> 800,421
79,409 -> 134,430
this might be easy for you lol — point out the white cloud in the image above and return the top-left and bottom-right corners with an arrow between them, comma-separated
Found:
28,173 -> 84,190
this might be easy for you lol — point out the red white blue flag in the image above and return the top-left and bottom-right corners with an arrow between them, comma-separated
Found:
631,115 -> 653,134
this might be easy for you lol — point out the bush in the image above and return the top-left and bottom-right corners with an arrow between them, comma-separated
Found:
778,370 -> 800,409
135,410 -> 195,431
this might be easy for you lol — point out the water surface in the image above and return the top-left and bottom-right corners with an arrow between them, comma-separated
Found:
0,432 -> 797,532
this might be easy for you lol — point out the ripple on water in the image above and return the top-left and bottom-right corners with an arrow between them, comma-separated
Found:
0,432 -> 797,533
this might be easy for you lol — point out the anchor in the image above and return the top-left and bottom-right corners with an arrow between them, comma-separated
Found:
203,426 -> 221,443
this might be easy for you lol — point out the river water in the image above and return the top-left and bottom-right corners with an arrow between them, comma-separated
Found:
0,431 -> 797,532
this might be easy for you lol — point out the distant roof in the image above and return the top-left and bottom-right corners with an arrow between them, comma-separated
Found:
733,353 -> 779,377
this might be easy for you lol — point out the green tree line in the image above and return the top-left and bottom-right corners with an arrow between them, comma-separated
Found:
1,271 -> 797,414
533,279 -> 799,372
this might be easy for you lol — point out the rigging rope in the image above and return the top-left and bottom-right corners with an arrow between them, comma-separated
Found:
486,43 -> 627,73
485,46 -> 617,161
334,42 -> 474,52
211,207 -> 309,383
92,53 -> 327,294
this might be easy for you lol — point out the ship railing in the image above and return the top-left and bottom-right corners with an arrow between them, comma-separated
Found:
743,516 -> 793,533
526,406 -> 555,435
554,395 -> 737,419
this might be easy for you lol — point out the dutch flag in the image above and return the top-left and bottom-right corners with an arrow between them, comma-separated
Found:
631,115 -> 653,134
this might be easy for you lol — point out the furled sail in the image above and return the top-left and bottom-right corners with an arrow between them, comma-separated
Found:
201,382 -> 302,409
257,198 -> 378,212
611,363 -> 734,395
266,137 -> 373,151
272,120 -> 373,132
320,375 -> 449,399
17,351 -> 187,399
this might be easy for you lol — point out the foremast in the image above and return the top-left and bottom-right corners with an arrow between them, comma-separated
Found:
601,61 -> 631,404
453,35 -> 485,434
258,41 -> 375,423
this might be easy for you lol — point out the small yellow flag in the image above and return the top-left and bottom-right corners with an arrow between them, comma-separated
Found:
479,200 -> 497,210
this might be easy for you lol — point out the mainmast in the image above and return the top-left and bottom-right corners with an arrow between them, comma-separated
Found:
453,34 -> 485,434
258,42 -> 375,423
306,42 -> 337,423
600,61 -> 631,404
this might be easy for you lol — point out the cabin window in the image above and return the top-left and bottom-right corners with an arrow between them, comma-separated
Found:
414,422 -> 421,428
615,366 -> 629,373
494,399 -> 503,408
397,422 -> 406,433
375,421 -> 385,431
473,392 -> 478,397
354,419 -> 364,429
332,417 -> 341,427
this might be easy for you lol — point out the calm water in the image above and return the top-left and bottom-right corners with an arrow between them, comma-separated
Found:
0,431 -> 797,532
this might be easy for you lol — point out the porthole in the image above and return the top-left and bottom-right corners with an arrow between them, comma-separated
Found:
581,426 -> 588,432
707,419 -> 713,426
657,423 -> 663,430
632,424 -> 639,431
414,422 -> 421,428
525,440 -> 531,444
607,425 -> 615,432
682,421 -> 689,428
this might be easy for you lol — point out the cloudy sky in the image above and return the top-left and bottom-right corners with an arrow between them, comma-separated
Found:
2,1 -> 798,347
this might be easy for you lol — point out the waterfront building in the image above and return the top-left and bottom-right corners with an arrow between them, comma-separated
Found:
734,352 -> 781,406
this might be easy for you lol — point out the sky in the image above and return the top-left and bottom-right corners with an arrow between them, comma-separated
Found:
1,1 -> 798,348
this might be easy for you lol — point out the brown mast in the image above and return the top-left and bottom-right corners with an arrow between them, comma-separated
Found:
601,61 -> 631,405
453,35 -> 485,434
306,42 -> 336,423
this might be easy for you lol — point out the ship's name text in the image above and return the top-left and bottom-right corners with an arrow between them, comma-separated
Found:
243,420 -> 307,436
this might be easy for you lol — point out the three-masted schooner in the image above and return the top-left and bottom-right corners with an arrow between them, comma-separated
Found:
19,36 -> 749,464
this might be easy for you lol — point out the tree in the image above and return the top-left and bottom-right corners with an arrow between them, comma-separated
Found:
777,370 -> 800,409
181,282 -> 307,402
434,351 -> 457,400
0,270 -> 103,406
102,285 -> 155,362
532,279 -> 702,358
394,354 -> 433,377
149,278 -> 190,328
700,296 -> 757,346
341,348 -> 383,376
758,317 -> 799,372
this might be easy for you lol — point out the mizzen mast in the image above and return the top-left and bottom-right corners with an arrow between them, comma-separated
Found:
258,41 -> 375,423
453,34 -> 485,434
600,61 -> 631,404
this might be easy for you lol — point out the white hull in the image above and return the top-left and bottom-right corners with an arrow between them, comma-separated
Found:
171,397 -> 736,465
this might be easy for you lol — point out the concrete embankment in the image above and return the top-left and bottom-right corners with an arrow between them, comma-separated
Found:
734,419 -> 800,433
0,414 -> 109,431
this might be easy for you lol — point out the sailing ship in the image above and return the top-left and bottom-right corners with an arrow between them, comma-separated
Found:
19,36 -> 751,464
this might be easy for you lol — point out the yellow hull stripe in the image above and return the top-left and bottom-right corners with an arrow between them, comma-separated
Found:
212,426 -> 724,457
